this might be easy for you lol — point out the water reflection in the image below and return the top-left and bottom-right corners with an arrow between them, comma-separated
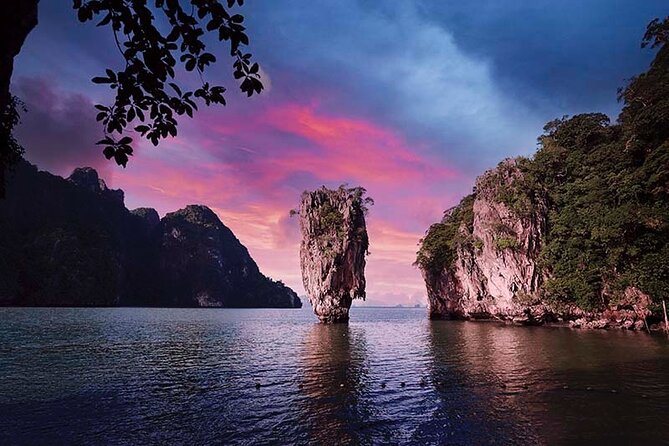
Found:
298,323 -> 372,445
413,321 -> 541,444
2,309 -> 669,445
424,321 -> 669,444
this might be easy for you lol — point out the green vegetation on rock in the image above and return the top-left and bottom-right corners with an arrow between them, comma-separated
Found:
295,185 -> 373,254
494,237 -> 520,252
415,194 -> 475,275
417,18 -> 669,312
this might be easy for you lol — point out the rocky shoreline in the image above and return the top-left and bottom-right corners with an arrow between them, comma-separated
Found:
431,314 -> 667,333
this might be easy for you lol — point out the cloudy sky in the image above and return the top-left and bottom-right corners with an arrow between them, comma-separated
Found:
12,0 -> 665,305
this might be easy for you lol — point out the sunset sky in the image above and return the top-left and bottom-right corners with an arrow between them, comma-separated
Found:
12,1 -> 665,305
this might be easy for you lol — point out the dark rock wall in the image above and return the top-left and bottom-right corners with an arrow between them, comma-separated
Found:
0,161 -> 301,308
156,205 -> 300,308
0,1 -> 39,197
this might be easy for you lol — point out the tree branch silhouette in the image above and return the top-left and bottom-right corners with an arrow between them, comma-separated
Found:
73,0 -> 264,167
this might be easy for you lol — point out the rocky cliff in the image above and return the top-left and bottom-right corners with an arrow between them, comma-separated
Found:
297,186 -> 371,323
0,161 -> 301,308
418,31 -> 669,331
418,158 -> 656,329
156,205 -> 300,308
419,160 -> 552,324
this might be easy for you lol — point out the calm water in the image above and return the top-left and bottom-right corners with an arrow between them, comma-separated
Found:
1,308 -> 669,445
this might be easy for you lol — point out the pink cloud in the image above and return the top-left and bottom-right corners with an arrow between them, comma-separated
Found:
13,77 -> 113,180
206,102 -> 459,186
93,97 -> 464,304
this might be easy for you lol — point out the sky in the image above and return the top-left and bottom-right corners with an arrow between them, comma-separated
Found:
11,0 -> 666,305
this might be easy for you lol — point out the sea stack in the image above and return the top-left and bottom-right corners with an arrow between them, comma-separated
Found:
297,186 -> 372,323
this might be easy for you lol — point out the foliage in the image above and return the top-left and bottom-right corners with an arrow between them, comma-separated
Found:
0,96 -> 26,169
477,157 -> 540,218
533,17 -> 669,309
315,200 -> 344,238
494,237 -> 520,252
299,185 -> 372,258
415,194 -> 475,275
417,17 -> 669,311
642,17 -> 669,49
512,290 -> 538,307
73,0 -> 264,166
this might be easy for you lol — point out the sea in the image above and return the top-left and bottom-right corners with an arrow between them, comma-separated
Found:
1,307 -> 668,445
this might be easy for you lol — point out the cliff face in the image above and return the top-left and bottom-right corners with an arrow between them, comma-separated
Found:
420,151 -> 665,332
298,186 -> 370,323
419,158 -> 657,329
156,205 -> 301,308
69,166 -> 125,204
419,35 -> 669,331
0,162 -> 138,306
0,161 -> 301,308
421,160 -> 550,323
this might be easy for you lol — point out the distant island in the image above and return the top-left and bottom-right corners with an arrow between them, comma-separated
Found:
0,161 -> 301,308
416,31 -> 668,331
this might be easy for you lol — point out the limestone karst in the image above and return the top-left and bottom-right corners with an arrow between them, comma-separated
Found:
0,161 -> 301,308
297,185 -> 372,323
417,159 -> 551,324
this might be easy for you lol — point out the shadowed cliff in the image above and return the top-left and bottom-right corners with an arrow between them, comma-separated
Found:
0,161 -> 301,308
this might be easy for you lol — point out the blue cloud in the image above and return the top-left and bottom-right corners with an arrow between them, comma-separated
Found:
242,0 -> 664,174
417,0 -> 666,117
14,0 -> 665,177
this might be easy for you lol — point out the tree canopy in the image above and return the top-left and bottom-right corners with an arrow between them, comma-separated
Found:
0,0 -> 265,197
73,0 -> 264,167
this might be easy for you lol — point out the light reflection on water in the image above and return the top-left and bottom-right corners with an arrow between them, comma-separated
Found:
1,307 -> 668,445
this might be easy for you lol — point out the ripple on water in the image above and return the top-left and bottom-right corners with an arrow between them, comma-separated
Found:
1,307 -> 669,445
